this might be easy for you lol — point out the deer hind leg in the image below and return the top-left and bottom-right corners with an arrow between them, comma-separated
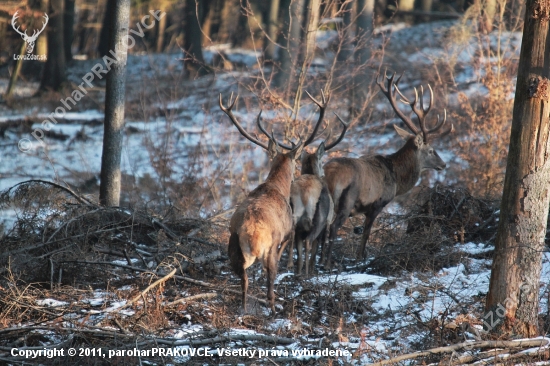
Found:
266,247 -> 278,315
241,270 -> 249,313
324,196 -> 354,266
310,226 -> 327,275
286,237 -> 295,270
295,233 -> 304,276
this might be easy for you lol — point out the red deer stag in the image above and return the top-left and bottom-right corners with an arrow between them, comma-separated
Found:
323,72 -> 451,263
289,92 -> 350,277
220,94 -> 325,313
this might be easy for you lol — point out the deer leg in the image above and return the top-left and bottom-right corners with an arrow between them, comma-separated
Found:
286,236 -> 295,270
325,202 -> 354,266
304,237 -> 313,277
310,226 -> 326,274
295,234 -> 304,276
357,207 -> 383,260
266,248 -> 278,315
241,269 -> 248,314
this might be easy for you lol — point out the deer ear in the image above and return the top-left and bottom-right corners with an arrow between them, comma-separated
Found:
316,142 -> 326,159
393,125 -> 415,140
267,139 -> 279,159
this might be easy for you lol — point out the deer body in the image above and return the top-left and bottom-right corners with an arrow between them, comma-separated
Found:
229,152 -> 297,313
290,152 -> 335,276
323,73 -> 450,262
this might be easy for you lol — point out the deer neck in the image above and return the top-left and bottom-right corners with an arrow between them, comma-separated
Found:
265,155 -> 294,198
388,138 -> 421,196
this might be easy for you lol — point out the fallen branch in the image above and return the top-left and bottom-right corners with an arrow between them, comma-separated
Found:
367,338 -> 550,366
5,179 -> 96,206
124,268 -> 177,308
166,292 -> 218,306
68,261 -> 268,307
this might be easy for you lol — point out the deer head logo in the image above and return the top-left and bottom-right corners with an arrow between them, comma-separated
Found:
11,11 -> 49,54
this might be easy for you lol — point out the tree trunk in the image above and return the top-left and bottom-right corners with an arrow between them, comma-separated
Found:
398,0 -> 414,22
353,0 -> 374,113
97,1 -> 113,57
40,0 -> 66,91
292,0 -> 320,110
64,0 -> 75,61
479,0 -> 497,33
336,0 -> 353,62
99,0 -> 131,207
273,0 -> 304,91
183,0 -> 209,77
485,0 -> 550,338
420,0 -> 433,22
156,0 -> 168,52
264,0 -> 281,62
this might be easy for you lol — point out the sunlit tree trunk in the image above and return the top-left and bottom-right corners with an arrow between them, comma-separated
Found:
99,0 -> 130,207
479,0 -> 497,33
485,0 -> 550,338
273,0 -> 304,90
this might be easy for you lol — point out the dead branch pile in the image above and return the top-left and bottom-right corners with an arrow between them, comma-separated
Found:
0,180 -> 224,285
368,186 -> 498,275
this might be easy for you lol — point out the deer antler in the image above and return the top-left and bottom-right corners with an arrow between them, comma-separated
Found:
324,113 -> 349,151
11,11 -> 26,38
303,90 -> 331,147
395,83 -> 449,143
377,71 -> 420,135
219,93 -> 269,150
27,13 -> 48,42
378,71 -> 451,143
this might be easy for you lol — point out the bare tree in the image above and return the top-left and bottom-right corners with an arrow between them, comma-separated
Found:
273,0 -> 304,90
264,0 -> 281,62
354,0 -> 375,110
40,0 -> 66,91
64,0 -> 75,61
99,0 -> 131,206
183,0 -> 209,77
485,0 -> 550,337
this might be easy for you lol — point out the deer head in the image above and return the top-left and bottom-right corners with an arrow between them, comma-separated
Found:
12,11 -> 49,54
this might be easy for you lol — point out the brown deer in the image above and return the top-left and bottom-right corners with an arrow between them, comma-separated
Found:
289,92 -> 349,277
220,93 -> 325,313
323,72 -> 451,263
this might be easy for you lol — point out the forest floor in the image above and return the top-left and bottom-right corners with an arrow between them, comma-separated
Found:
0,18 -> 549,365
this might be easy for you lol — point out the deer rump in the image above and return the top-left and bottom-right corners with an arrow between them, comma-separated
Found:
228,183 -> 294,276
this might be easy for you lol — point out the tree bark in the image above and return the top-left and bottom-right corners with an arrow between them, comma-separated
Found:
479,0 -> 497,33
99,0 -> 131,207
97,1 -> 113,57
183,0 -> 209,77
353,0 -> 374,113
485,0 -> 550,338
337,0 -> 353,62
64,0 -> 75,61
273,0 -> 304,90
40,0 -> 66,91
264,0 -> 281,62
